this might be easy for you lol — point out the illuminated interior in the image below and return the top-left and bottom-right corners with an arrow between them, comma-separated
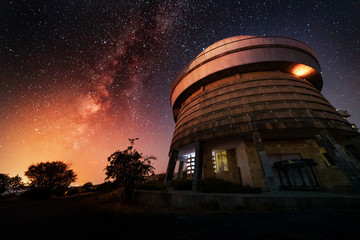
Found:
290,63 -> 316,77
186,154 -> 195,176
215,151 -> 228,172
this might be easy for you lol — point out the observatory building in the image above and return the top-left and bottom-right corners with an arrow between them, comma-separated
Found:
165,36 -> 360,192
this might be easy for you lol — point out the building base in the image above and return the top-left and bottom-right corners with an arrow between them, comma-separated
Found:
131,189 -> 360,210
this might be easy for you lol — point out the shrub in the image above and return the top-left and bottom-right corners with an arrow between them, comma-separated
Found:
135,182 -> 164,190
198,178 -> 261,193
95,182 -> 117,193
172,179 -> 192,190
21,188 -> 53,200
65,187 -> 80,196
81,182 -> 93,192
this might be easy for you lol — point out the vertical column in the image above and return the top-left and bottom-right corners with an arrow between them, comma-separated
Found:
164,150 -> 179,188
252,132 -> 279,192
235,140 -> 252,186
176,161 -> 185,180
192,141 -> 204,191
202,142 -> 215,179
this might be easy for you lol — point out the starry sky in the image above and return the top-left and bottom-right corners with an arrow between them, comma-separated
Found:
1,0 -> 359,185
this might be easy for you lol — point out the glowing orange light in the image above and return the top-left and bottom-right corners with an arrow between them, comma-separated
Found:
290,64 -> 316,77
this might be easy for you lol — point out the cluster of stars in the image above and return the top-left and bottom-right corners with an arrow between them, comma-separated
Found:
0,0 -> 359,184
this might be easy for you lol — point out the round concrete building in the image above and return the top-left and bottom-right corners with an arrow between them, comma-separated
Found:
165,36 -> 360,192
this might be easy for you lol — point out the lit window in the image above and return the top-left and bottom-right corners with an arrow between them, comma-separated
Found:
290,63 -> 316,77
215,151 -> 228,172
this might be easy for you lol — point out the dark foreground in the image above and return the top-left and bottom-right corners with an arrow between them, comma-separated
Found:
1,192 -> 359,240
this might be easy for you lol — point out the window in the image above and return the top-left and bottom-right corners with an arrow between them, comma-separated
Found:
186,155 -> 195,175
215,151 -> 228,172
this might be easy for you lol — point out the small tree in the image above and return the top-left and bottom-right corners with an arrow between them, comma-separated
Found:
0,174 -> 10,194
104,138 -> 155,201
0,174 -> 25,195
25,161 -> 77,196
7,175 -> 25,195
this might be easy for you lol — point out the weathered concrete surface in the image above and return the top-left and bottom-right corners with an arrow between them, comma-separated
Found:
166,35 -> 360,194
132,190 -> 360,210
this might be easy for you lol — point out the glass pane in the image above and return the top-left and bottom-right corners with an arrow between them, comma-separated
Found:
215,151 -> 228,172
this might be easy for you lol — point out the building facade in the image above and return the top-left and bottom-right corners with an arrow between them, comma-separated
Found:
165,36 -> 360,192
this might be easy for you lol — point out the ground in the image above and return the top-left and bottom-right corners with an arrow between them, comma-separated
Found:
0,192 -> 359,240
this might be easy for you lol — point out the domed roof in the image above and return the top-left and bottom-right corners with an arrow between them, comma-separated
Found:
197,35 -> 255,58
170,36 -> 323,109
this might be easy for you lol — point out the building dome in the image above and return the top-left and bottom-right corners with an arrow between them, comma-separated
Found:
170,36 -> 324,116
165,36 -> 360,192
196,35 -> 256,57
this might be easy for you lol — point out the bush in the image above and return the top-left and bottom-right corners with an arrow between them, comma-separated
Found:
21,188 -> 53,199
65,187 -> 80,196
81,182 -> 93,192
172,179 -> 192,190
198,178 -> 261,193
135,182 -> 164,190
95,182 -> 118,193
150,173 -> 166,183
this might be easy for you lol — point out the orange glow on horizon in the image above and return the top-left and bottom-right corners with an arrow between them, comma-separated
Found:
0,89 -> 172,186
290,64 -> 316,77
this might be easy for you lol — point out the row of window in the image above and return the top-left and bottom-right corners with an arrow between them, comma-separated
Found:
185,151 -> 229,175
184,149 -> 350,176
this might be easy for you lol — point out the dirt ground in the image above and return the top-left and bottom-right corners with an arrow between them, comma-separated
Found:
1,192 -> 359,240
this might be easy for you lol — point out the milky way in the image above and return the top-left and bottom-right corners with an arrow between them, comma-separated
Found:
1,0 -> 359,184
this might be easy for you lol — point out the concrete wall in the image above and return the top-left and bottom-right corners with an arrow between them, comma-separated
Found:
170,71 -> 356,151
131,190 -> 360,210
167,36 -> 359,192
198,137 -> 352,191
263,139 -> 351,189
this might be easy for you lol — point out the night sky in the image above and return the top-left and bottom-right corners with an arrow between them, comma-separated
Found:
1,0 -> 359,185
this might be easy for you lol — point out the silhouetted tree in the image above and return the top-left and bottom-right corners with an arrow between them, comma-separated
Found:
25,161 -> 77,196
81,182 -> 93,192
0,173 -> 10,194
0,174 -> 25,195
105,138 -> 155,202
7,175 -> 25,195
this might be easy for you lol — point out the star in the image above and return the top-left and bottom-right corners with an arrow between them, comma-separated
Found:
0,0 -> 359,184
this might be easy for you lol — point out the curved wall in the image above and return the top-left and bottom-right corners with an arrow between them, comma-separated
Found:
170,36 -> 323,116
165,36 -> 360,192
170,71 -> 355,150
